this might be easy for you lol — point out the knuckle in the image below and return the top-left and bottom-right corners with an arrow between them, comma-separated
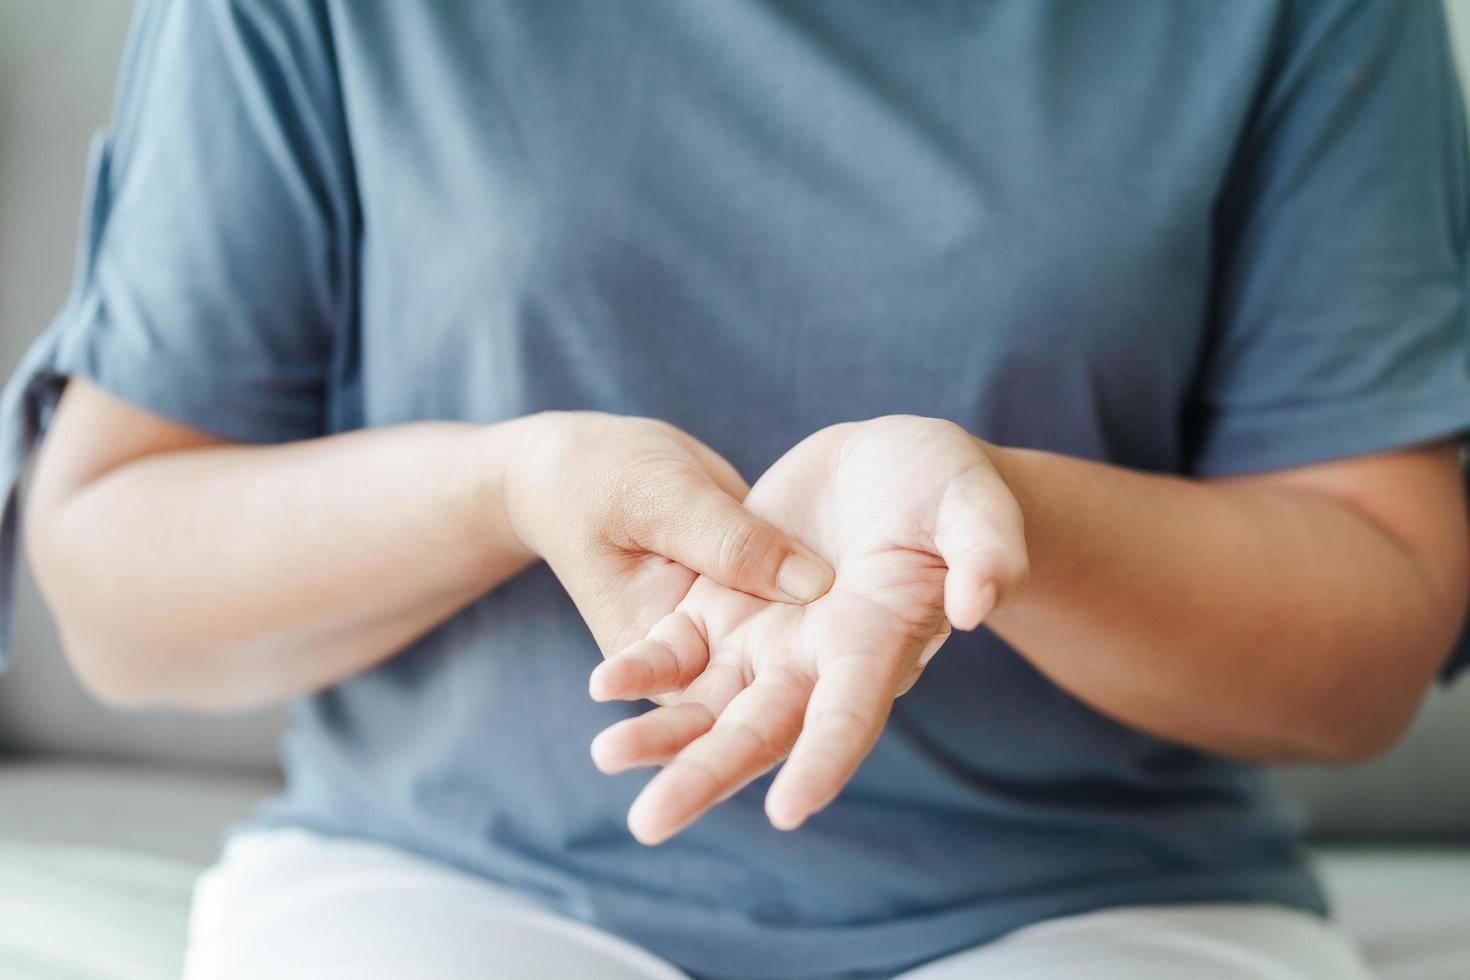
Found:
668,755 -> 723,795
641,639 -> 689,690
648,711 -> 686,755
716,519 -> 772,583
726,718 -> 787,766
811,706 -> 871,741
787,743 -> 849,782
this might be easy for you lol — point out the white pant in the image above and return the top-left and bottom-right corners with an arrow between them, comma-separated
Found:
183,828 -> 1377,980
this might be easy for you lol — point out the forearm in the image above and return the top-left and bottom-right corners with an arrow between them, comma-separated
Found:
985,445 -> 1466,762
27,417 -> 536,710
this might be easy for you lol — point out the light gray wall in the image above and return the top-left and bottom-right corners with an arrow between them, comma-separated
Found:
0,2 -> 1467,832
0,3 -> 130,372
0,2 -> 288,769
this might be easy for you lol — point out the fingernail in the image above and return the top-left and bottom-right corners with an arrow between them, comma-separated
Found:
778,554 -> 829,603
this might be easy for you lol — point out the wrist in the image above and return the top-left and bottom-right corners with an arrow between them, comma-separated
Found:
497,409 -> 588,561
979,440 -> 1037,521
459,413 -> 551,569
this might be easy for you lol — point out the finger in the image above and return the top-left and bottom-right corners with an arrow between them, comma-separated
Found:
627,668 -> 812,845
932,465 -> 1029,630
591,702 -> 717,774
589,611 -> 709,702
644,483 -> 835,605
764,651 -> 902,831
574,550 -> 698,659
590,660 -> 746,774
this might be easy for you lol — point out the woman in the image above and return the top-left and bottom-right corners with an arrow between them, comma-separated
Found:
3,1 -> 1468,977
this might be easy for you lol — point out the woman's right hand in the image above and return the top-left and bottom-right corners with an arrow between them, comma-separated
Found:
503,412 -> 835,666
26,385 -> 828,711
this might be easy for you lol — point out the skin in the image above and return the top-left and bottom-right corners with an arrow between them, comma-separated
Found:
25,382 -> 1470,845
987,440 -> 1468,762
588,417 -> 1028,842
24,380 -> 832,709
594,423 -> 1469,842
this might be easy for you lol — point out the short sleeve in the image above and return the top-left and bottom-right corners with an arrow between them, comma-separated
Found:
0,0 -> 356,666
1185,1 -> 1470,681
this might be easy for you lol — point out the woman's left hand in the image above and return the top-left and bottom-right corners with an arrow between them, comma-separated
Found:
588,416 -> 1029,844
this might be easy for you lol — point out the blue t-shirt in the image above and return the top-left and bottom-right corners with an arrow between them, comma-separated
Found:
3,2 -> 1470,978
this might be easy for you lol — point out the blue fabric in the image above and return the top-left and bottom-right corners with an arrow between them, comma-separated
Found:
3,1 -> 1470,977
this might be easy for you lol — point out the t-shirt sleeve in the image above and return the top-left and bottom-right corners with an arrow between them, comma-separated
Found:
0,0 -> 355,666
1185,0 -> 1470,682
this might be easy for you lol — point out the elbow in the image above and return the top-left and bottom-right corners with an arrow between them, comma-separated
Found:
54,611 -> 285,714
1289,595 -> 1467,766
53,624 -> 170,711
26,511 -> 156,710
75,672 -> 162,712
32,537 -> 277,714
56,628 -> 261,713
1284,675 -> 1431,765
26,491 -> 183,711
29,534 -> 184,710
1298,715 -> 1408,765
1248,711 -> 1406,766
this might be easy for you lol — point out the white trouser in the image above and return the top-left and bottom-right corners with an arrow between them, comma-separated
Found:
182,828 -> 1377,980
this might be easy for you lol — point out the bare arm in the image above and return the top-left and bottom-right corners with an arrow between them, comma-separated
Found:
25,380 -> 533,709
986,440 -> 1469,762
24,379 -> 832,712
583,418 -> 1469,840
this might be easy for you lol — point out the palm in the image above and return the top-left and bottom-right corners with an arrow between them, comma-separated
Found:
589,417 -> 1026,844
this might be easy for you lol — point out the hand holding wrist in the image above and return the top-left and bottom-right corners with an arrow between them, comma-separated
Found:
498,410 -> 835,658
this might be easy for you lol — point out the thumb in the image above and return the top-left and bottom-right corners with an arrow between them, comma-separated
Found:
932,466 -> 1029,631
647,484 -> 834,604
